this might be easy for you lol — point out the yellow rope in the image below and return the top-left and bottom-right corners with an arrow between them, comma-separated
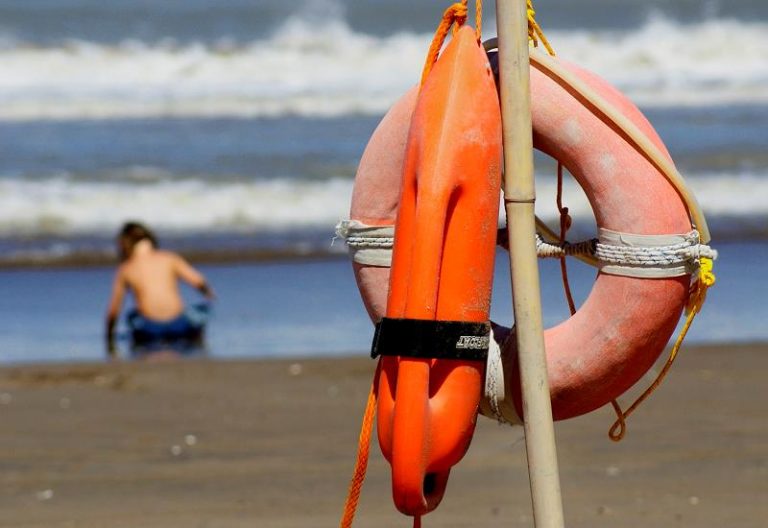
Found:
420,1 -> 554,86
339,361 -> 380,528
527,0 -> 555,56
608,258 -> 716,441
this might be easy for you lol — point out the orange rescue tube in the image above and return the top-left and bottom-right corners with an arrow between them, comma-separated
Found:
372,26 -> 501,516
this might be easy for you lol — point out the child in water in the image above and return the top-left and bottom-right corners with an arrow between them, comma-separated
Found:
105,222 -> 215,357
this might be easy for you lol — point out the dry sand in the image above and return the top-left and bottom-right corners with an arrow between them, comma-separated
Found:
0,344 -> 765,527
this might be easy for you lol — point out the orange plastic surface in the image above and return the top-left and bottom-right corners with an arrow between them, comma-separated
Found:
376,26 -> 502,516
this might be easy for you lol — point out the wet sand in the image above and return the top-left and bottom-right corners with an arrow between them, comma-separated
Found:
0,344 -> 765,527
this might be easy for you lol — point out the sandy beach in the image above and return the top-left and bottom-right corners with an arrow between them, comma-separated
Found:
0,343 -> 765,527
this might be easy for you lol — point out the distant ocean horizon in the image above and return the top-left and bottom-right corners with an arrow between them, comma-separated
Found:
0,0 -> 765,363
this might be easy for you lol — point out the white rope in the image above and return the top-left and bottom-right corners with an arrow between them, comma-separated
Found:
335,220 -> 394,267
481,326 -> 522,426
336,220 -> 718,278
535,234 -> 595,258
346,237 -> 394,249
536,228 -> 718,278
484,327 -> 507,424
595,231 -> 718,265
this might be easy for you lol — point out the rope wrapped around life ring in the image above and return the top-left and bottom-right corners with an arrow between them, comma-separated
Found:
337,220 -> 717,280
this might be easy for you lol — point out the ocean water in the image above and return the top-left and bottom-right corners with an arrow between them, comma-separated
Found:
0,0 -> 765,362
0,241 -> 763,364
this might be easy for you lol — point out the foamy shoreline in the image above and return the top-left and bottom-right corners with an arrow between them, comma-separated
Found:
1,17 -> 767,121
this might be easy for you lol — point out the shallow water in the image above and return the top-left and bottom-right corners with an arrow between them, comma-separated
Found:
0,240 -> 761,364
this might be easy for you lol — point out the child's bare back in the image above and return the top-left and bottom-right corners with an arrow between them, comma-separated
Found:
105,222 -> 214,356
119,247 -> 197,321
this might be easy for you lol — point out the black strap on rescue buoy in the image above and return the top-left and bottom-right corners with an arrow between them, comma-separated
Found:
371,317 -> 490,361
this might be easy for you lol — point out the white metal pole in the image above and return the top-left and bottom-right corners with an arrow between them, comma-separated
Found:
494,1 -> 566,526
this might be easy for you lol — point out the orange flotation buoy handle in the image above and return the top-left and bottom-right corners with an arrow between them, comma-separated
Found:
374,25 -> 502,517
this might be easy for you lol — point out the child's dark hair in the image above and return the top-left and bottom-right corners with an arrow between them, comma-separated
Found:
117,221 -> 158,261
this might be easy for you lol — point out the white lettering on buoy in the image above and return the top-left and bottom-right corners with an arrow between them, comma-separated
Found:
456,336 -> 490,350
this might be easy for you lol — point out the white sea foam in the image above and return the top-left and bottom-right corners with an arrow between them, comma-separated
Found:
0,175 -> 354,236
0,16 -> 766,120
0,171 -> 764,237
534,170 -> 768,234
553,15 -> 768,108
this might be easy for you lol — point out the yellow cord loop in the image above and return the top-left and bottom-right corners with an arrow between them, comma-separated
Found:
687,257 -> 716,314
420,0 -> 483,87
608,258 -> 716,441
527,0 -> 555,56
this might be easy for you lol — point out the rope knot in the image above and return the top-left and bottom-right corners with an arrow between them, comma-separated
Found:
451,1 -> 468,23
420,1 -> 482,86
686,256 -> 715,315
699,257 -> 716,287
